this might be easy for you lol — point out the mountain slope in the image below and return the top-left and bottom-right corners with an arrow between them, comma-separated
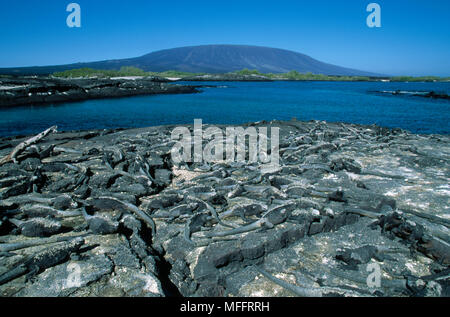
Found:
0,45 -> 380,76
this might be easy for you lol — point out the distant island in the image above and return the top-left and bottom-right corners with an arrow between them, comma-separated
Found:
1,45 -> 448,82
0,45 -> 381,77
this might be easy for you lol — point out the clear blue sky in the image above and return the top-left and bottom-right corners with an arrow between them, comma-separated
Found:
1,0 -> 449,76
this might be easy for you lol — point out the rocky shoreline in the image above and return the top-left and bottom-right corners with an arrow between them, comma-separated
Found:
372,90 -> 450,100
0,120 -> 449,297
180,74 -> 273,81
0,77 -> 200,107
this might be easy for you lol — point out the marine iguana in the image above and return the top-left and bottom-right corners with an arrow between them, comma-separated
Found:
0,237 -> 84,286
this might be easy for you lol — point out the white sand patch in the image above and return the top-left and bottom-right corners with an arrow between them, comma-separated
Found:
110,76 -> 144,80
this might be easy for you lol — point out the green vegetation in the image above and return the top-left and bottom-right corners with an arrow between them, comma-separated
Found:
231,69 -> 371,81
52,67 -> 450,82
53,67 -> 203,79
233,69 -> 266,76
53,66 -> 151,78
390,76 -> 450,82
272,71 -> 371,81
231,69 -> 450,82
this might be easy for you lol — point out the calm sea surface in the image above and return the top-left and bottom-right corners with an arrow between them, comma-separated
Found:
0,81 -> 449,137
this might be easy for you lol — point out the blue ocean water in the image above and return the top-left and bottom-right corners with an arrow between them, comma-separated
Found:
0,81 -> 449,137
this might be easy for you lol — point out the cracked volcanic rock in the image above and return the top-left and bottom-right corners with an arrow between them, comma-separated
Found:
0,120 -> 449,297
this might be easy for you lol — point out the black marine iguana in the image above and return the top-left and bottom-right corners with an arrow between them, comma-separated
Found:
0,237 -> 84,286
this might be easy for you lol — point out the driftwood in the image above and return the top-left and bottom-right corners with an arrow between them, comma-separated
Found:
0,126 -> 57,165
